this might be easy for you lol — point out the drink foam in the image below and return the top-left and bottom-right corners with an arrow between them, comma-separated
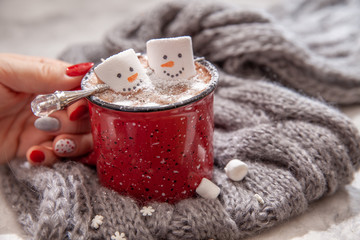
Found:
82,56 -> 211,107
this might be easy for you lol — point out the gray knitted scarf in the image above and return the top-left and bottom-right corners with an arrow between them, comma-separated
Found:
2,0 -> 360,239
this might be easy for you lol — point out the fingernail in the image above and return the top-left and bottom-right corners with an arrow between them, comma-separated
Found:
29,150 -> 45,163
66,62 -> 94,77
54,139 -> 76,154
69,105 -> 88,121
34,117 -> 60,132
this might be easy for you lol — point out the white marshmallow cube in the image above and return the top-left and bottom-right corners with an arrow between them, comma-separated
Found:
146,36 -> 196,80
224,159 -> 248,181
196,178 -> 221,199
94,49 -> 149,92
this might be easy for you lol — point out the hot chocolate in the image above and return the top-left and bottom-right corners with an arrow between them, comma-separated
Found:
82,56 -> 212,107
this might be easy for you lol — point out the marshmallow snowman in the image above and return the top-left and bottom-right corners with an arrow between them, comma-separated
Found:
146,36 -> 197,80
94,49 -> 149,92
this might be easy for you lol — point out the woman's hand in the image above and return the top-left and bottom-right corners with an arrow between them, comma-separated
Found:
0,53 -> 94,165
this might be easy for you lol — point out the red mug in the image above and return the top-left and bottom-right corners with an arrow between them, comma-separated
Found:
81,59 -> 218,203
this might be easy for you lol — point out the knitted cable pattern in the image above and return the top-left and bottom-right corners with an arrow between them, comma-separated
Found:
1,0 -> 360,239
60,0 -> 360,105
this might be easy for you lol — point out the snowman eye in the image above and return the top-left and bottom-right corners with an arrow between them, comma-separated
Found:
163,55 -> 167,60
129,67 -> 134,72
117,73 -> 122,78
178,53 -> 182,58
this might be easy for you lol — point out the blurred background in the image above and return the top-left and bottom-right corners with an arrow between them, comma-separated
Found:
1,0 -> 359,240
0,0 -> 279,58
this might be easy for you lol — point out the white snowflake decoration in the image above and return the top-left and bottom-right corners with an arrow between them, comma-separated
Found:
91,215 -> 104,229
140,206 -> 155,216
111,231 -> 126,240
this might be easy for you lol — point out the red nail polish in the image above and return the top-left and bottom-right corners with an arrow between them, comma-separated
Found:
66,62 -> 94,77
69,105 -> 88,121
29,150 -> 45,163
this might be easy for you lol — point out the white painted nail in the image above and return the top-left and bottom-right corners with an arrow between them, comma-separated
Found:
196,178 -> 220,199
54,139 -> 76,154
224,159 -> 248,181
34,117 -> 60,132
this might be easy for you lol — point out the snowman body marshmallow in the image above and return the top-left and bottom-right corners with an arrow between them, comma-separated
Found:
146,36 -> 196,80
94,49 -> 149,92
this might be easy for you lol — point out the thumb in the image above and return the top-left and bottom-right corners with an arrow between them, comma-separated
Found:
0,53 -> 93,94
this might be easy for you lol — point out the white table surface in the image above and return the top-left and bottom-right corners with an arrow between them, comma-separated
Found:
1,0 -> 359,239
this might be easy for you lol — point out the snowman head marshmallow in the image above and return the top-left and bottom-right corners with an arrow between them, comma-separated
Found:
146,36 -> 196,80
94,49 -> 149,92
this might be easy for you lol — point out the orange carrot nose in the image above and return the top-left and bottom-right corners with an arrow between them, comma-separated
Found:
161,61 -> 174,68
127,73 -> 138,82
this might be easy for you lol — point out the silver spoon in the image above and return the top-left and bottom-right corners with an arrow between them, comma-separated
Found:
31,84 -> 109,117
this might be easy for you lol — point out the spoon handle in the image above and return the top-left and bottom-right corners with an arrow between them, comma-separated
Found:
31,84 -> 109,117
